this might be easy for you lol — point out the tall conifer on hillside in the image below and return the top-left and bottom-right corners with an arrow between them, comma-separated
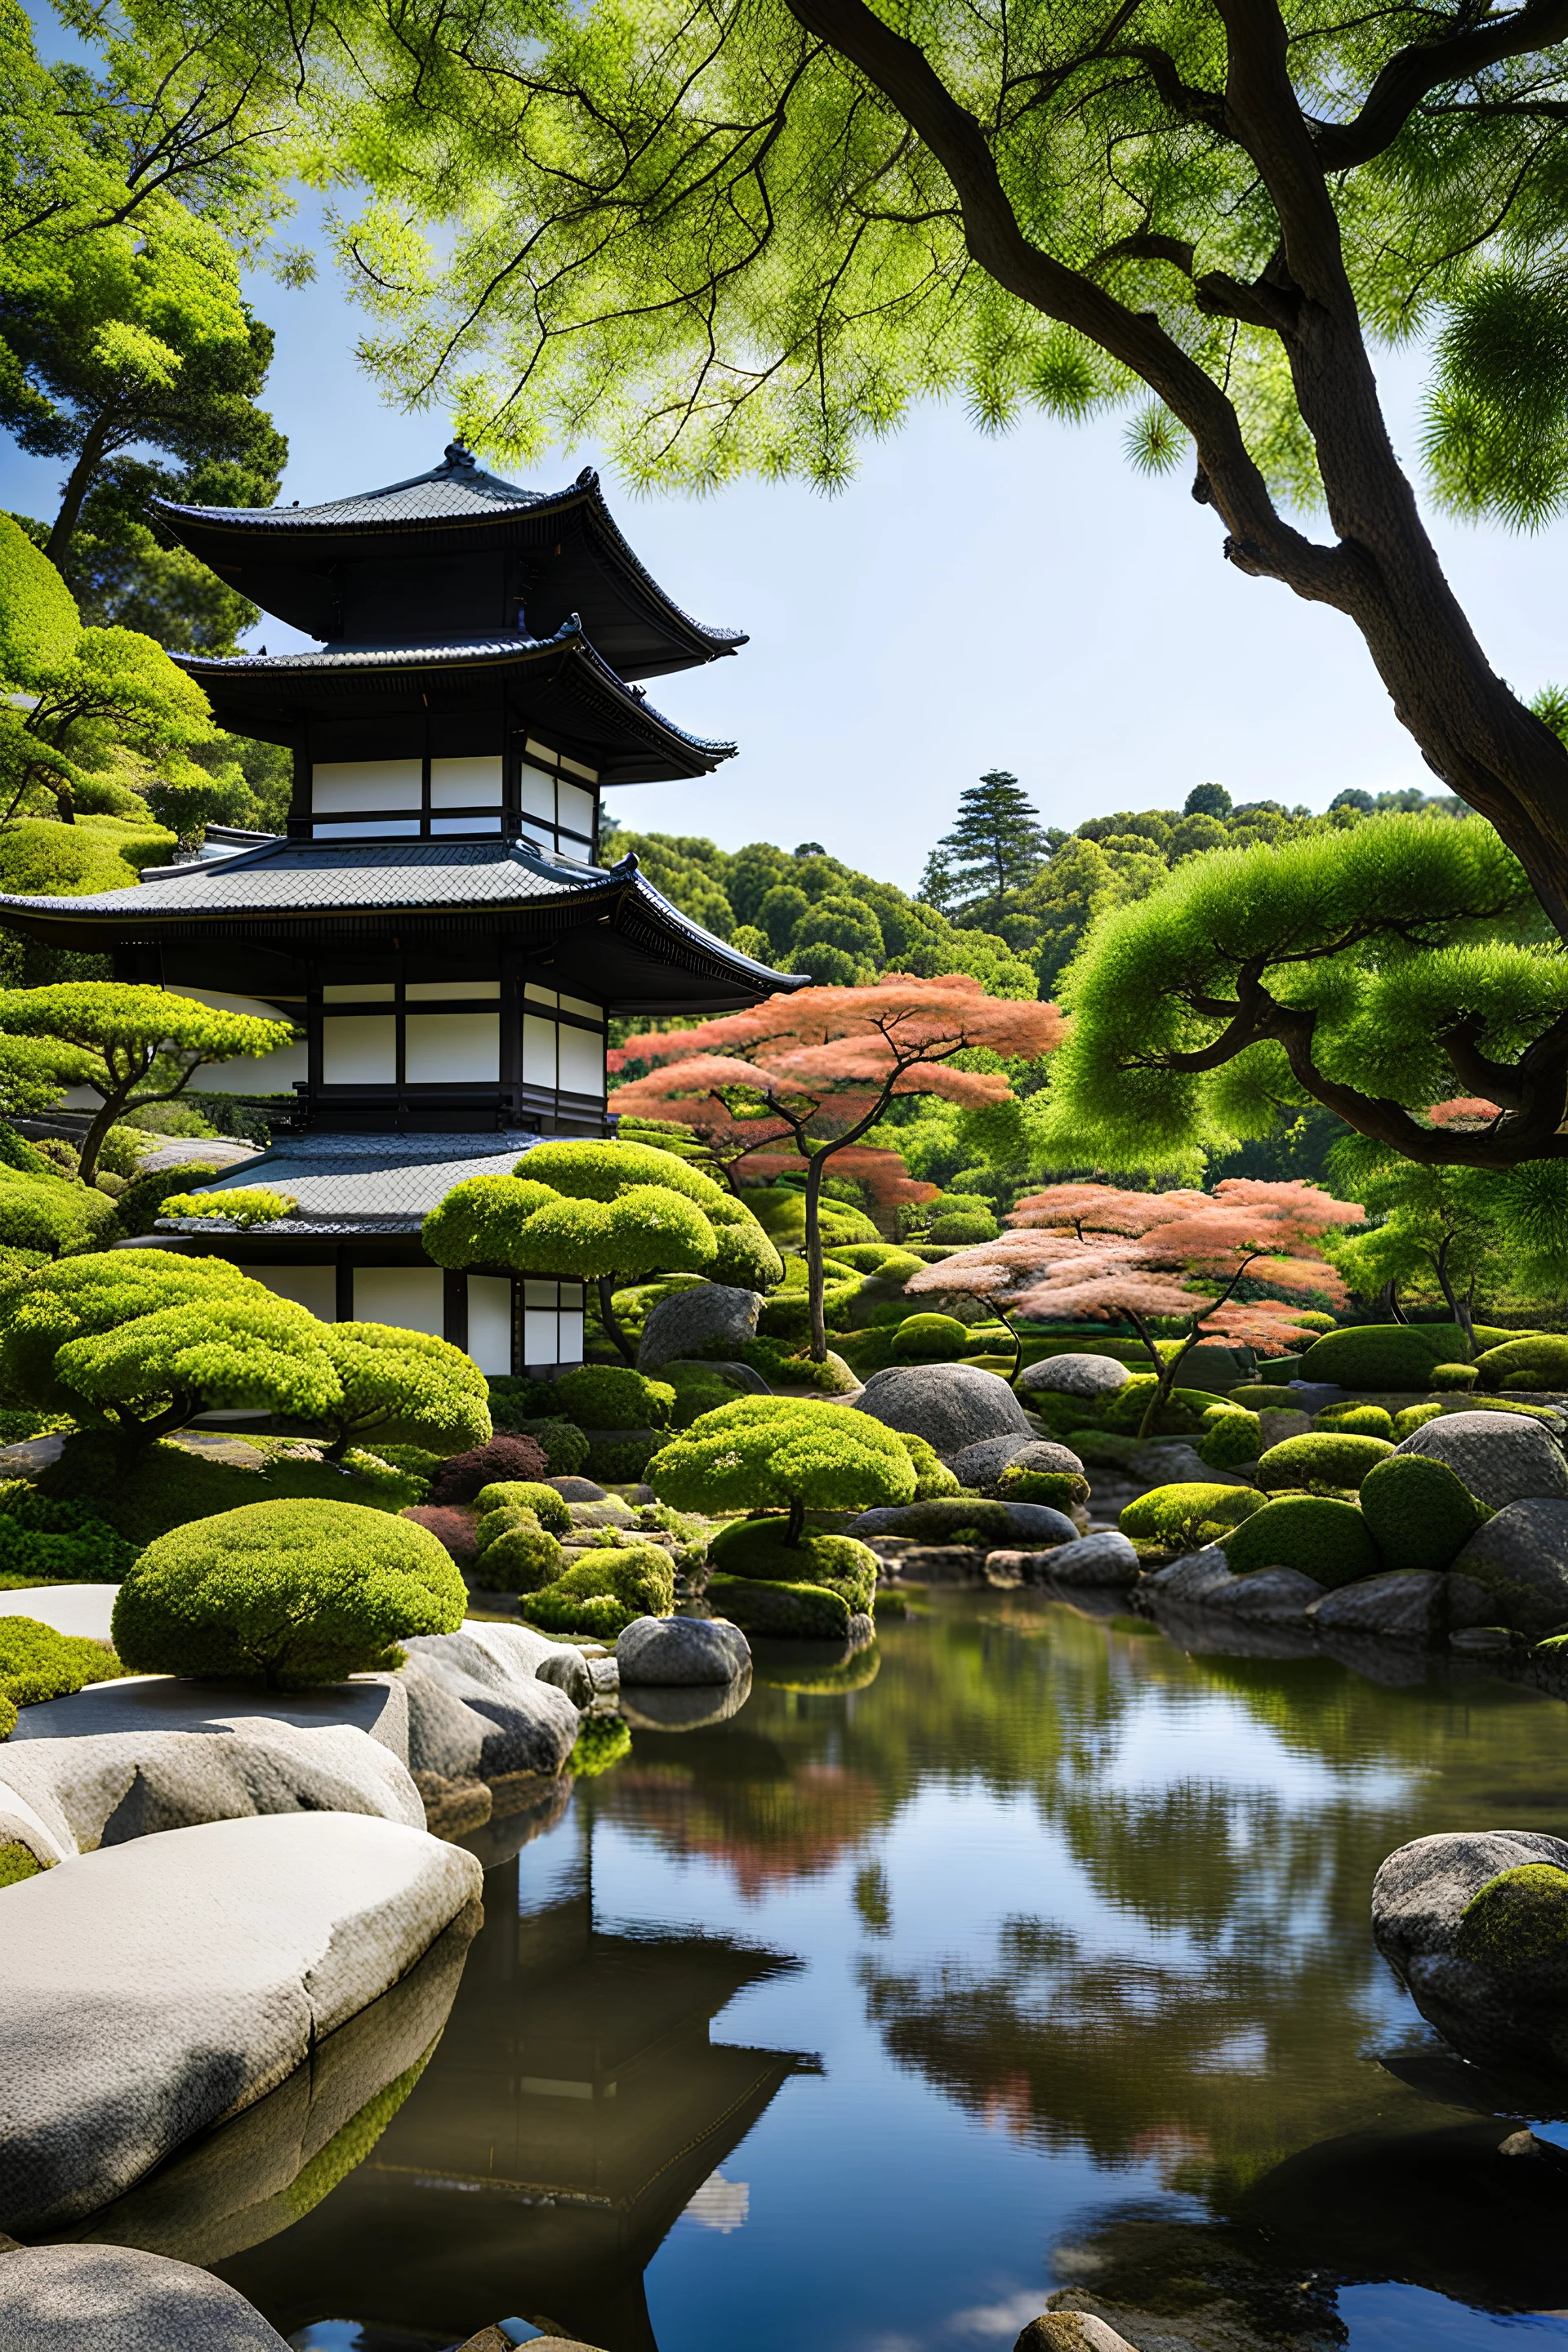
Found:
920,773 -> 1053,931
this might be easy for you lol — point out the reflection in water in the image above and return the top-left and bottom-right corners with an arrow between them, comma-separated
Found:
216,1815 -> 817,2350
163,1596 -> 1568,2347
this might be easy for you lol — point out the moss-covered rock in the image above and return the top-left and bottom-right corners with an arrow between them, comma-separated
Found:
1394,1402 -> 1446,1440
1456,1864 -> 1568,1971
1476,1334 -> 1568,1392
1119,1482 -> 1266,1551
992,1465 -> 1087,1511
1358,1453 -> 1489,1572
1223,1494 -> 1380,1586
1299,1324 -> 1468,1390
519,1544 -> 675,1636
1256,1431 -> 1396,1494
1227,1385 -> 1302,1411
706,1570 -> 852,1640
708,1517 -> 878,1611
898,1429 -> 960,1499
892,1312 -> 973,1364
1315,1404 -> 1396,1438
1196,1406 -> 1263,1470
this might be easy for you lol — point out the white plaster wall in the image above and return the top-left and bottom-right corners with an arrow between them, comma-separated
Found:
467,1276 -> 512,1375
353,1267 -> 444,1336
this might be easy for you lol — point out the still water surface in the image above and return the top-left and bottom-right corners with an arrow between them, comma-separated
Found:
217,1592 -> 1568,2352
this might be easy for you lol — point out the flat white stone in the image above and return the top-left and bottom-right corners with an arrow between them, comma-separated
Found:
9,1672 -> 409,1762
0,2244 -> 290,2350
0,1812 -> 481,2230
0,1584 -> 117,1642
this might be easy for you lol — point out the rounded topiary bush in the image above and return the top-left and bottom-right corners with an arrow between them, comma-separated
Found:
650,1396 -> 915,1532
1256,1432 -> 1395,1494
1431,1362 -> 1480,1391
474,1480 -> 572,1535
1298,1325 -> 1466,1390
709,1517 -> 879,1611
111,1499 -> 466,1688
1315,1404 -> 1396,1438
1196,1406 -> 1263,1470
892,1313 -> 973,1364
1119,1482 -> 1266,1552
1357,1454 -> 1490,1571
470,1512 -> 564,1592
554,1364 -> 676,1430
1476,1335 -> 1568,1392
427,1434 -> 548,1505
1223,1494 -> 1379,1586
519,1546 -> 675,1636
505,1416 -> 591,1476
899,1430 -> 960,1499
1394,1402 -> 1445,1439
0,1615 -> 122,1713
1098,1379 -> 1230,1437
1226,1385 -> 1300,1411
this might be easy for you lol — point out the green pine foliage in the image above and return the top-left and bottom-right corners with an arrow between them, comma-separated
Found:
317,1321 -> 492,1460
111,1499 -> 466,1686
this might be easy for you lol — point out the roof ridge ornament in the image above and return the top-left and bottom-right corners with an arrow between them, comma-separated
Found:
442,439 -> 477,472
612,849 -> 640,875
576,466 -> 599,488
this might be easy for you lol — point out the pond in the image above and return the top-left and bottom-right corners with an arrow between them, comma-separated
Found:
213,1592 -> 1568,2352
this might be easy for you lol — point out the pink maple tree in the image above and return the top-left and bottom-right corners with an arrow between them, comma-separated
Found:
909,1178 -> 1363,1434
610,975 -> 1062,1358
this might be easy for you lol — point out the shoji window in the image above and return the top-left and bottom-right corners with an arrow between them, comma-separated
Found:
514,736 -> 599,862
311,760 -> 421,838
521,1280 -> 586,1368
521,984 -> 606,1098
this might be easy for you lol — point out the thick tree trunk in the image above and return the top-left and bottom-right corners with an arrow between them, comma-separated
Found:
596,1273 -> 637,1365
45,415 -> 114,571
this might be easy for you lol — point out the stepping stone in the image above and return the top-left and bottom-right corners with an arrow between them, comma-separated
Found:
0,2244 -> 289,2350
0,1812 -> 481,2232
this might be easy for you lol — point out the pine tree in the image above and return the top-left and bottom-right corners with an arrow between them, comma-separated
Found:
919,773 -> 1052,931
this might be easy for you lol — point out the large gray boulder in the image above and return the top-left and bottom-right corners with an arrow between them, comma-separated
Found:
617,1614 -> 751,1685
0,1812 -> 481,2232
1306,1570 -> 1445,1642
1018,1353 -> 1130,1400
951,1435 -> 1085,1489
638,1282 -> 762,1371
0,1582 -> 116,1642
1200,1566 -> 1325,1623
1371,1828 -> 1568,2067
1394,1409 -> 1568,1509
0,2247 -> 291,2350
847,1498 -> 1076,1546
399,1625 -> 582,1810
853,1364 -> 1029,1458
1142,1547 -> 1234,1606
619,1671 -> 753,1732
1449,1500 -> 1568,1633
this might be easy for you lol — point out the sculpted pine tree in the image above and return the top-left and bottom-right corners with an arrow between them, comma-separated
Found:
611,976 -> 1062,1358
127,0 -> 1568,938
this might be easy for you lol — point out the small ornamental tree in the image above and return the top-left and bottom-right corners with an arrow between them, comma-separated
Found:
611,976 -> 1062,1360
111,1499 -> 467,1688
316,1322 -> 493,1463
0,983 -> 295,1183
0,1250 -> 342,1445
423,1137 -> 783,1364
910,1179 -> 1363,1437
649,1394 -> 915,1540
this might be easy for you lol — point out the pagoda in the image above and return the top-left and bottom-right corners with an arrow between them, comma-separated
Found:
0,443 -> 797,1375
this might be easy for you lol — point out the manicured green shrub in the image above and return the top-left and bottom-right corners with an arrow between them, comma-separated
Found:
1314,1404 -> 1396,1437
831,1243 -> 922,1276
0,1480 -> 137,1583
112,1499 -> 466,1687
650,1396 -> 916,1535
114,1160 -> 225,1237
363,1444 -> 442,1491
570,1715 -> 632,1777
892,1312 -> 973,1364
1358,1454 -> 1490,1571
1098,1379 -> 1230,1436
1292,1311 -> 1338,1332
519,1545 -> 675,1635
1223,1494 -> 1379,1586
471,1515 -> 564,1592
1394,1403 -> 1446,1439
1119,1483 -> 1267,1551
992,1465 -> 1086,1511
0,1169 -> 121,1260
898,1431 -> 960,1498
1226,1386 -> 1300,1410
1476,1335 -> 1568,1392
426,1435 -> 550,1505
554,1364 -> 676,1430
315,1322 -> 492,1461
485,1374 -> 564,1428
0,1614 -> 125,1714
1256,1432 -> 1395,1493
40,1431 -> 422,1547
706,1570 -> 850,1640
508,1417 -> 591,1476
1196,1407 -> 1263,1470
1431,1361 -> 1479,1391
708,1517 -> 879,1610
736,1337 -> 860,1394
474,1480 -> 572,1534
1298,1324 -> 1467,1390
587,1434 -> 663,1482
666,1366 -> 750,1427
928,1210 -> 999,1244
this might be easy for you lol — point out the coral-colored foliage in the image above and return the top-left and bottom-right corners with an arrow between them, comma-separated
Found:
910,1178 -> 1362,1353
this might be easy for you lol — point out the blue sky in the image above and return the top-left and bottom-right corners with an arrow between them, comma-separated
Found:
5,148 -> 1567,890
